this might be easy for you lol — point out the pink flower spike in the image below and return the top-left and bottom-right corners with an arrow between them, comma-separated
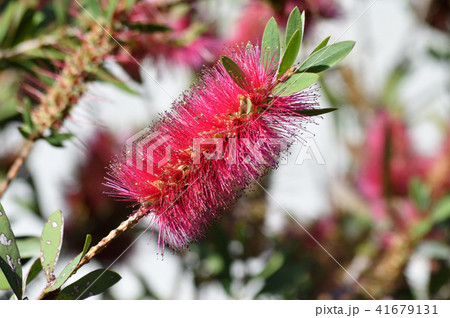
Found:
106,44 -> 319,253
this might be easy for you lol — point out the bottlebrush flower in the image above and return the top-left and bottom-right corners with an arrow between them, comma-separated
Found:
106,8 -> 354,252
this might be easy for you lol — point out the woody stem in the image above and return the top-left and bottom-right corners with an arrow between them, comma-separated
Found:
75,207 -> 147,270
0,140 -> 34,199
36,206 -> 147,300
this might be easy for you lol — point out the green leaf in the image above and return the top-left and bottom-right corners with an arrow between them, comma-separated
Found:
432,196 -> 450,224
278,30 -> 301,78
298,41 -> 355,73
0,270 -> 10,290
428,47 -> 450,61
25,46 -> 66,60
85,0 -> 103,18
53,0 -> 71,25
16,236 -> 40,259
382,62 -> 409,108
221,55 -> 246,90
46,235 -> 92,292
19,101 -> 36,139
274,73 -> 319,96
40,210 -> 63,283
0,204 -> 22,299
258,252 -> 284,279
45,133 -> 74,147
56,269 -> 121,300
0,2 -> 16,46
125,23 -> 171,33
96,67 -> 139,95
412,219 -> 433,239
25,258 -> 42,285
261,17 -> 281,71
285,8 -> 302,49
295,108 -> 337,116
409,178 -> 430,211
1,2 -> 27,48
311,36 -> 331,54
125,0 -> 138,10
106,0 -> 120,23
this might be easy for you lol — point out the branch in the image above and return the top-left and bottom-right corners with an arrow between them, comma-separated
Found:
77,207 -> 147,269
0,140 -> 34,198
36,206 -> 148,300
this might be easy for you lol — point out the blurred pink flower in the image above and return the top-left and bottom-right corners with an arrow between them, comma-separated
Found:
112,2 -> 220,81
226,1 -> 274,47
226,0 -> 339,48
358,111 -> 430,201
358,111 -> 432,224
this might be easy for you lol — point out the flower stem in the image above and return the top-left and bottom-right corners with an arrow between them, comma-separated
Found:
76,207 -> 147,270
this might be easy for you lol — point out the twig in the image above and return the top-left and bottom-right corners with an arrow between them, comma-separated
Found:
76,207 -> 147,269
0,35 -> 58,60
36,206 -> 147,300
0,140 -> 34,199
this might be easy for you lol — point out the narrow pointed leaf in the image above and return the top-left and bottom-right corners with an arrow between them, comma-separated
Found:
0,270 -> 10,289
45,133 -> 74,147
221,55 -> 246,90
52,0 -> 71,25
56,269 -> 121,300
278,30 -> 301,78
295,108 -> 337,116
125,22 -> 171,33
300,11 -> 305,45
46,235 -> 92,292
285,7 -> 301,49
261,17 -> 281,71
0,204 -> 22,299
106,0 -> 119,23
258,252 -> 284,279
125,0 -> 138,10
274,73 -> 319,96
40,210 -> 63,282
25,258 -> 42,285
85,0 -> 103,18
311,36 -> 331,54
0,2 -> 15,45
432,197 -> 450,224
409,178 -> 430,210
298,41 -> 355,73
96,67 -> 139,95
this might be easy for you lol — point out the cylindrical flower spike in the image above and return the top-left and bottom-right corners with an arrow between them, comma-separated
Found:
106,44 -> 317,252
106,7 -> 354,253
